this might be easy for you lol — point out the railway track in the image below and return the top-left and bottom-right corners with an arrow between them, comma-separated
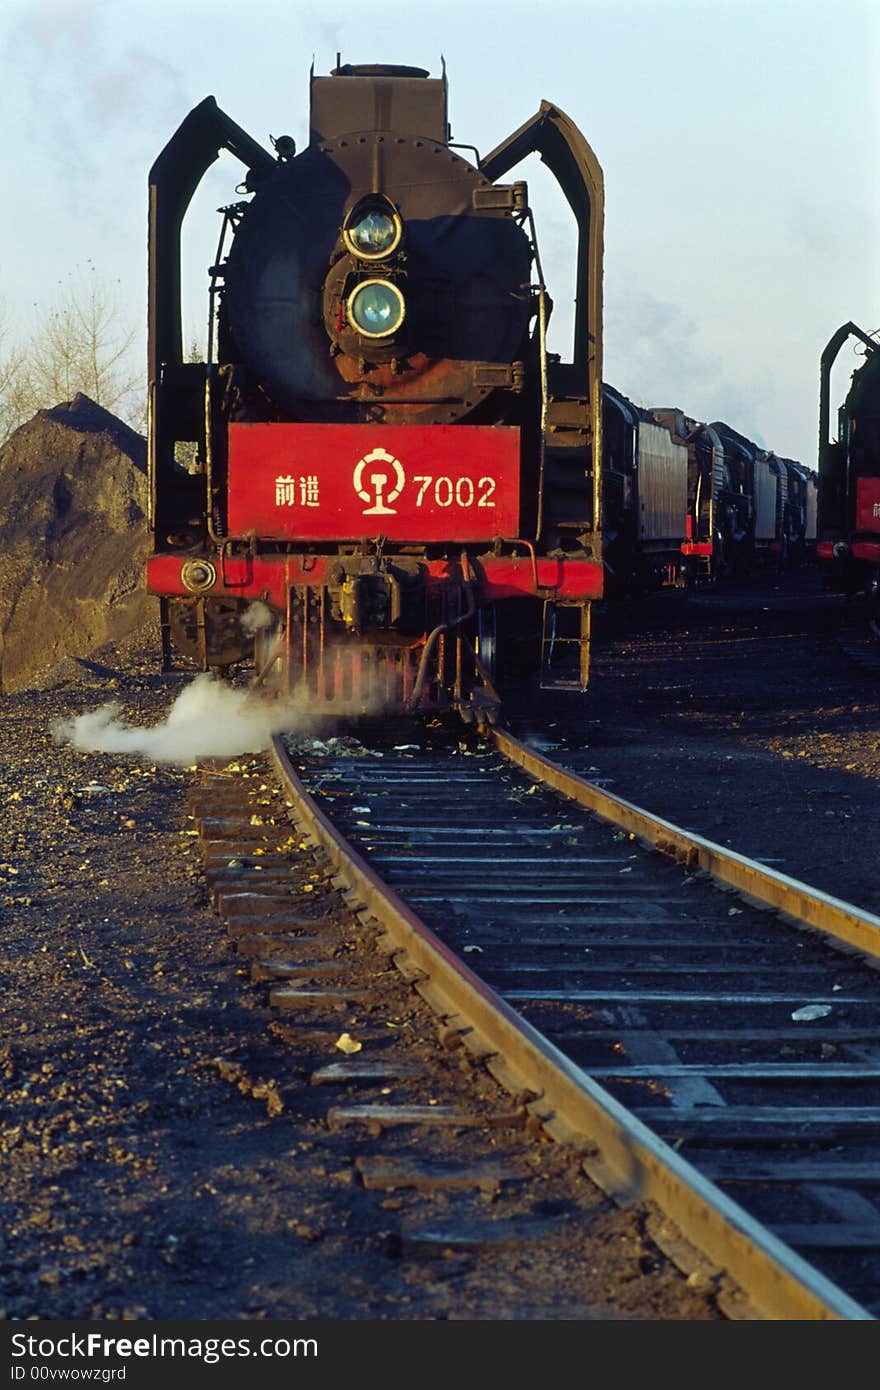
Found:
190,719 -> 880,1319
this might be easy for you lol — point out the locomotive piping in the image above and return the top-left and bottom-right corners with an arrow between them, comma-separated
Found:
405,572 -> 477,713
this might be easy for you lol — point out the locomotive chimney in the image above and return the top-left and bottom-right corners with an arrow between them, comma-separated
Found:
309,63 -> 448,145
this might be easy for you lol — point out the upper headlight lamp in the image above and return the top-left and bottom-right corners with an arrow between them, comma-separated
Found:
342,203 -> 402,260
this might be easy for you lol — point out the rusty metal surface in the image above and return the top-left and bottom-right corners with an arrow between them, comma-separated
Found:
309,64 -> 448,144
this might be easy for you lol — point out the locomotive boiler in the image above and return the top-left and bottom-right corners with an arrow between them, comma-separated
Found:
818,321 -> 880,624
145,62 -> 605,719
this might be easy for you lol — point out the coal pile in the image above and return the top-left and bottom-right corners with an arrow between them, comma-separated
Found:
0,394 -> 155,692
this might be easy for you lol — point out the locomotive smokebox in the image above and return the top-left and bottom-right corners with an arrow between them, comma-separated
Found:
220,62 -> 533,427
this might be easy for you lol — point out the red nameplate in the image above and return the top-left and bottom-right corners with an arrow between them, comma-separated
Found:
855,477 -> 880,532
227,423 -> 521,542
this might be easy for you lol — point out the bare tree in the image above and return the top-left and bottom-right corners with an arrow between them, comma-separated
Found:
0,299 -> 30,446
17,267 -> 145,429
0,274 -> 148,447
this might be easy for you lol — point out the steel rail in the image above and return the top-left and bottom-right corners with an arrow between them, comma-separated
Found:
270,733 -> 872,1320
492,727 -> 880,961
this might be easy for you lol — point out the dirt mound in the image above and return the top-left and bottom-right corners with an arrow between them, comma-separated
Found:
0,394 -> 156,693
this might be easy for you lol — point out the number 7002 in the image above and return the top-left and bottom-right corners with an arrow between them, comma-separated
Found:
412,476 -> 496,507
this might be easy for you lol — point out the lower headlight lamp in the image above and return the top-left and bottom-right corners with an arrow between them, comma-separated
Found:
346,279 -> 405,339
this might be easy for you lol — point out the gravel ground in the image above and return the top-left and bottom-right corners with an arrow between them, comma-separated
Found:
507,566 -> 880,919
0,622 -> 722,1323
2,565 -> 877,1324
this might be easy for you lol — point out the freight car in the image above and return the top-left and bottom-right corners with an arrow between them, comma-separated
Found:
636,407 -> 755,585
817,321 -> 880,625
601,384 -> 688,594
602,395 -> 816,593
699,424 -> 815,578
145,62 -> 604,718
779,457 -> 818,568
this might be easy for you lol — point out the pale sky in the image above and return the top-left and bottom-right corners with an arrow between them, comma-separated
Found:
2,0 -> 878,469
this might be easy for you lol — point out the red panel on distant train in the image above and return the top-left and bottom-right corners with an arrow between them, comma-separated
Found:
227,423 -> 521,541
855,477 -> 880,532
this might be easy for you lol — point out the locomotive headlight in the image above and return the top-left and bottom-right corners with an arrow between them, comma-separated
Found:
343,204 -> 402,260
347,279 -> 405,339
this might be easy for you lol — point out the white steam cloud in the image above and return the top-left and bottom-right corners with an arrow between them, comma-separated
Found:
52,673 -> 299,766
240,600 -> 275,636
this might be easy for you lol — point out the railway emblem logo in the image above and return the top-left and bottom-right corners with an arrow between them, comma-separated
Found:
353,447 -> 405,515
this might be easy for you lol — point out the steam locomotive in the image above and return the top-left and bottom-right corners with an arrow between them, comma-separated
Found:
146,62 -> 604,720
145,61 -> 816,720
817,321 -> 880,625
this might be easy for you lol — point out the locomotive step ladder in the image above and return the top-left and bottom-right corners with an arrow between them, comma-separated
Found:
539,598 -> 590,691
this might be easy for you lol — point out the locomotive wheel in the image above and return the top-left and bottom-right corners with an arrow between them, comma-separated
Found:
475,604 -> 497,680
495,599 -> 543,683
